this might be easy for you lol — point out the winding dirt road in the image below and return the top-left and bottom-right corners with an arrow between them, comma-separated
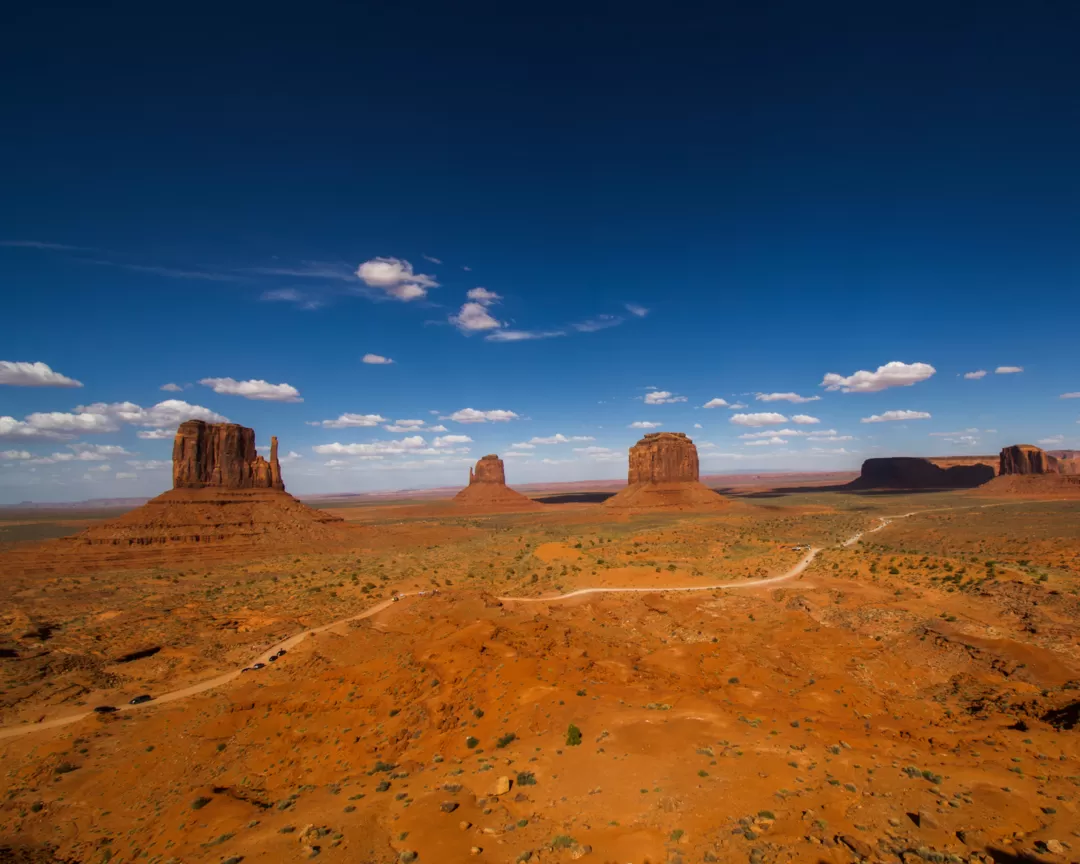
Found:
1,502 -> 1053,740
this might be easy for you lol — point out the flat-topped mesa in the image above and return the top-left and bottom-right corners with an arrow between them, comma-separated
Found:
469,454 -> 507,485
627,432 -> 699,483
172,420 -> 285,491
1000,444 -> 1057,476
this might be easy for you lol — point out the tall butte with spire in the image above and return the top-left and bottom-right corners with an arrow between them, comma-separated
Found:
604,431 -> 726,509
71,420 -> 341,547
453,454 -> 541,511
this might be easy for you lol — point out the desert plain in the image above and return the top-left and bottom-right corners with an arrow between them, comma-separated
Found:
1,439 -> 1079,864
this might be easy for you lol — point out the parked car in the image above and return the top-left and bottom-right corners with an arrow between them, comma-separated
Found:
93,705 -> 117,714
129,694 -> 152,705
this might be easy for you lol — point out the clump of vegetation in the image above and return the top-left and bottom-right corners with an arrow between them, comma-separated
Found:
566,724 -> 582,746
496,732 -> 517,748
191,796 -> 212,810
516,771 -> 537,786
466,736 -> 479,749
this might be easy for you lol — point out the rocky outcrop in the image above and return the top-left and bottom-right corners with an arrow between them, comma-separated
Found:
1001,444 -> 1058,476
849,457 -> 994,490
627,432 -> 699,484
455,455 -> 540,511
172,420 -> 284,491
606,432 -> 725,509
62,421 -> 340,548
469,454 -> 507,486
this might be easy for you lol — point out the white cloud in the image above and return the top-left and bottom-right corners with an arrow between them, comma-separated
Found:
452,301 -> 503,332
160,382 -> 183,392
434,435 -> 472,446
362,353 -> 394,365
744,437 -> 788,446
125,459 -> 169,470
115,472 -> 137,480
0,449 -> 31,460
541,458 -> 572,465
485,329 -> 565,342
573,446 -> 620,461
791,414 -> 820,424
807,434 -> 854,442
529,434 -> 569,444
740,428 -> 838,439
809,447 -> 854,455
503,451 -> 532,459
963,370 -> 987,380
466,287 -> 501,304
0,361 -> 82,388
385,419 -> 426,431
199,377 -> 302,403
1038,435 -> 1064,446
625,303 -> 649,317
310,413 -> 387,428
929,428 -> 980,437
69,443 -> 130,460
280,451 -> 302,463
995,366 -> 1023,374
861,410 -> 932,423
756,392 -> 821,403
428,424 -> 448,432
730,412 -> 788,427
355,257 -> 438,301
572,315 -> 624,333
728,401 -> 747,410
629,421 -> 662,429
1060,392 -> 1080,399
693,423 -> 702,429
313,436 -> 428,456
137,429 -> 173,440
78,399 -> 229,429
448,408 -> 519,423
821,361 -> 936,393
644,390 -> 687,405
509,442 -> 537,450
422,254 -> 442,264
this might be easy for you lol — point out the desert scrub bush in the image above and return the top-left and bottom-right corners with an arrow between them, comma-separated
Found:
191,796 -> 212,810
516,771 -> 537,786
466,736 -> 479,749
551,835 -> 575,850
566,724 -> 582,746
496,732 -> 517,749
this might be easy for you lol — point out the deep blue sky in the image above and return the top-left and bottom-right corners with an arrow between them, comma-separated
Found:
2,2 -> 1078,502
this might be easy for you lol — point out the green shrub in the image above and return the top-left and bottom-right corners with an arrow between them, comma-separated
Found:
566,724 -> 582,746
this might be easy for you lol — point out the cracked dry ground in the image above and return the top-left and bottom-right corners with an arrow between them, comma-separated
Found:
1,494 -> 1079,863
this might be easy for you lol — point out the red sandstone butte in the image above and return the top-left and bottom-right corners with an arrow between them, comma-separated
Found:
606,432 -> 725,509
172,420 -> 284,491
455,455 -> 539,510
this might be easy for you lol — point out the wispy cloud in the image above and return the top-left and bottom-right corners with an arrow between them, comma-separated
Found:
756,392 -> 821,403
963,370 -> 987,380
572,314 -> 624,333
644,390 -> 687,405
260,288 -> 325,310
362,353 -> 394,365
730,412 -> 788,427
1,240 -> 85,250
485,329 -> 565,342
199,377 -> 302,403
447,408 -> 519,423
995,366 -> 1023,374
629,421 -> 662,429
861,410 -> 932,423
247,262 -> 356,281
625,303 -> 649,318
89,260 -> 246,282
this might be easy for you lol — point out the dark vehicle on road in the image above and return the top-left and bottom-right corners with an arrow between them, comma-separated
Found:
129,694 -> 152,705
93,705 -> 117,714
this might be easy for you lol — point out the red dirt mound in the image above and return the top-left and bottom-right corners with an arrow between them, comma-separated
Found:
976,474 -> 1080,498
453,454 -> 541,512
603,480 -> 727,509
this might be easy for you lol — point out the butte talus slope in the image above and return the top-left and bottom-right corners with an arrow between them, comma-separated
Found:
71,420 -> 342,547
981,444 -> 1080,496
604,432 -> 726,508
453,454 -> 541,510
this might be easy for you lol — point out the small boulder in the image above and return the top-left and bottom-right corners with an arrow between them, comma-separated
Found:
839,835 -> 873,858
491,776 -> 512,796
440,801 -> 459,813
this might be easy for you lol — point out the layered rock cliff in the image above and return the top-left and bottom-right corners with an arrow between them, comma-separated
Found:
469,454 -> 507,485
172,420 -> 284,491
627,432 -> 700,484
1000,444 -> 1058,476
606,432 -> 724,509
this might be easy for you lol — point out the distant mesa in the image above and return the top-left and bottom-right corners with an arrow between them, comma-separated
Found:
604,432 -> 726,509
848,456 -> 996,490
985,444 -> 1080,496
453,455 -> 541,510
70,420 -> 341,547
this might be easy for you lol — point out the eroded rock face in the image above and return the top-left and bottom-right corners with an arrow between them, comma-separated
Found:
469,454 -> 507,485
1000,444 -> 1056,476
627,432 -> 699,484
172,420 -> 284,491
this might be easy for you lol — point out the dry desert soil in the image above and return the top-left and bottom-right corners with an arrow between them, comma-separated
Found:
1,484 -> 1079,863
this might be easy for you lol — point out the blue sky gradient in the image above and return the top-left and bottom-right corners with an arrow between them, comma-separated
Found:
2,2 -> 1078,502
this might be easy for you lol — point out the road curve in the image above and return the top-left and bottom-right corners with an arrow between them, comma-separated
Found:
3,501 -> 1058,741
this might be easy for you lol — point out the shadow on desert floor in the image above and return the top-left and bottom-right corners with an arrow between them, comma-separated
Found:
532,491 -> 616,504
716,484 -> 980,500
